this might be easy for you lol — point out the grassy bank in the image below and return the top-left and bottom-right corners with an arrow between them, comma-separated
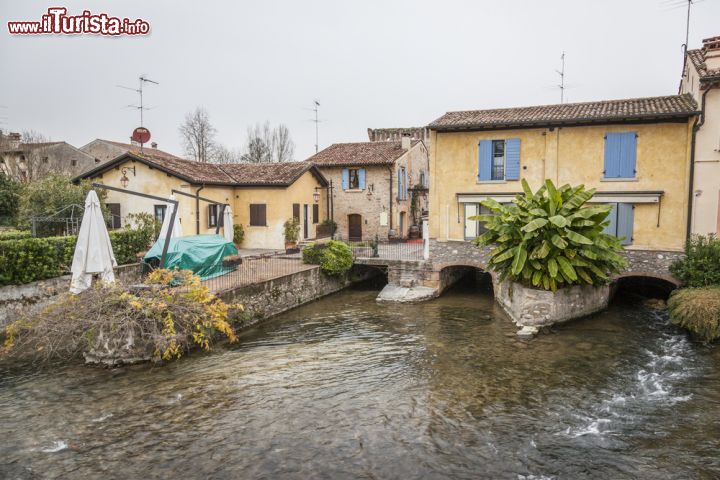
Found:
668,287 -> 720,343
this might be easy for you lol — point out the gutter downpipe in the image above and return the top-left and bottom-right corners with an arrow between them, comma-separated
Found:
388,166 -> 394,232
686,87 -> 713,240
195,185 -> 205,235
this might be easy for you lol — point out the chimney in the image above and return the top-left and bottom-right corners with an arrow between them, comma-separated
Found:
401,135 -> 412,151
702,36 -> 720,71
151,142 -> 158,149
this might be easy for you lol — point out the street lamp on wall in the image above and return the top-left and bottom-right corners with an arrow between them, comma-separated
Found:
119,166 -> 136,188
313,188 -> 321,203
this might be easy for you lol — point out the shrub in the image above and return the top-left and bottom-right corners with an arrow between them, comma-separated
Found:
670,234 -> 720,287
2,269 -> 241,365
0,230 -> 31,241
0,224 -> 155,286
301,242 -> 325,264
473,179 -> 627,291
319,240 -> 353,276
233,224 -> 244,245
668,287 -> 720,342
0,173 -> 20,224
284,217 -> 300,243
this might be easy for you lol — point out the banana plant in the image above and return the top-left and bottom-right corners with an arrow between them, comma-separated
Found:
471,178 -> 627,292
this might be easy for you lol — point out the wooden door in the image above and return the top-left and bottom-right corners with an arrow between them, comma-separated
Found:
303,204 -> 309,239
348,214 -> 362,241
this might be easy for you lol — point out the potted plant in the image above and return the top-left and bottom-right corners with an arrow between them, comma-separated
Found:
284,217 -> 300,253
317,219 -> 337,238
473,179 -> 627,329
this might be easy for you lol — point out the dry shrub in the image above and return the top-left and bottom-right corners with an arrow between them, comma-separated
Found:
2,269 -> 241,365
667,287 -> 720,343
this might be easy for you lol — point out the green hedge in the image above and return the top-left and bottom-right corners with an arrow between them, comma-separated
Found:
301,240 -> 353,277
0,227 -> 153,286
0,230 -> 31,241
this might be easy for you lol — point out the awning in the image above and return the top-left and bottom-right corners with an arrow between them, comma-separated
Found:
456,193 -> 518,203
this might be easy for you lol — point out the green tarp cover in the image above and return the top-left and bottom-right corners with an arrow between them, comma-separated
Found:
143,234 -> 238,280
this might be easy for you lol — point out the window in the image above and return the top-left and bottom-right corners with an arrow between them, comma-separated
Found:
250,204 -> 267,226
208,204 -> 223,228
398,167 -> 408,200
602,203 -> 634,246
312,204 -> 319,224
464,204 -> 494,240
71,159 -> 77,167
491,140 -> 505,180
341,168 -> 365,190
42,157 -> 49,164
419,172 -> 426,187
348,169 -> 360,189
604,132 -> 637,179
478,139 -> 520,181
154,205 -> 167,223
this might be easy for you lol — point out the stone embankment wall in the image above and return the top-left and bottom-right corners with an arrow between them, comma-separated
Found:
220,265 -> 378,327
0,264 -> 142,329
494,280 -> 611,327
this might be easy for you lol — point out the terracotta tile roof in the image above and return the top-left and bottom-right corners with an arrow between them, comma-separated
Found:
306,141 -> 419,167
76,150 -> 325,187
97,140 -> 185,163
218,162 -> 323,186
687,48 -> 720,80
428,95 -> 698,131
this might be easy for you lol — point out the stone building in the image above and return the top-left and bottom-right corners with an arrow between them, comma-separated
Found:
367,127 -> 431,146
307,138 -> 429,241
80,138 -> 174,167
680,35 -> 720,235
0,131 -> 96,182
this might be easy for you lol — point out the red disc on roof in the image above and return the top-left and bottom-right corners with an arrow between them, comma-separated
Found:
131,127 -> 151,144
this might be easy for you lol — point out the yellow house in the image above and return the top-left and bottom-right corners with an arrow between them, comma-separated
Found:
76,148 -> 328,250
427,95 -> 699,252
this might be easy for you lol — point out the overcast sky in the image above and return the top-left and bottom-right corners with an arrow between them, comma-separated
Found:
1,0 -> 719,160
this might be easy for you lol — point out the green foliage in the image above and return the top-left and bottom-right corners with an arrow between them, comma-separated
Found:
668,287 -> 720,343
233,224 -> 244,245
0,230 -> 31,241
127,212 -> 161,241
0,173 -> 20,224
301,242 -> 325,264
0,223 -> 155,286
472,178 -> 627,291
284,217 -> 300,243
670,234 -> 720,287
320,240 -> 353,276
302,240 -> 353,276
16,174 -> 105,233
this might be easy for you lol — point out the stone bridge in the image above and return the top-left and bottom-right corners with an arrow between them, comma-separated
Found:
358,240 -> 683,303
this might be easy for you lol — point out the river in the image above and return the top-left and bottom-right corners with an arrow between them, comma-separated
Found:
1,278 -> 719,479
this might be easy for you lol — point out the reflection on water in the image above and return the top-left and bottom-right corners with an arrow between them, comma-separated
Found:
1,279 -> 719,479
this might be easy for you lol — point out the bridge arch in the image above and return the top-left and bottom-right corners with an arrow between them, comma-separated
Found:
612,272 -> 680,300
434,261 -> 494,296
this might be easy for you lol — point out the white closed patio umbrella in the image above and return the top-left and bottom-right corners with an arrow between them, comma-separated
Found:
158,194 -> 182,240
70,190 -> 118,294
222,205 -> 234,242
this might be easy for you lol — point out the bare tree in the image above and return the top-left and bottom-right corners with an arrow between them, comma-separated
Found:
211,144 -> 241,164
179,107 -> 216,163
241,122 -> 295,163
1,131 -> 56,182
273,124 -> 295,162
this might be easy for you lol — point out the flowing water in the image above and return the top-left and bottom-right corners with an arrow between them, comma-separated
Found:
1,278 -> 719,479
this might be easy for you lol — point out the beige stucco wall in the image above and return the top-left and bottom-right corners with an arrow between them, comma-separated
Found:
317,142 -> 429,240
681,63 -> 720,235
90,159 -> 326,250
429,120 -> 693,251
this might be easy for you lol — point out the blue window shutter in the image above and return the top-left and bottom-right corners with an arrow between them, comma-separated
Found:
403,168 -> 408,199
341,169 -> 349,190
619,132 -> 637,178
617,203 -> 634,246
358,169 -> 366,189
604,133 -> 621,178
478,140 -> 492,181
505,138 -> 521,180
603,203 -> 619,236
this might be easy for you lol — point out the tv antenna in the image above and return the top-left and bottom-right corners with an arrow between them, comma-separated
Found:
556,52 -> 566,104
312,100 -> 321,153
117,75 -> 159,127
